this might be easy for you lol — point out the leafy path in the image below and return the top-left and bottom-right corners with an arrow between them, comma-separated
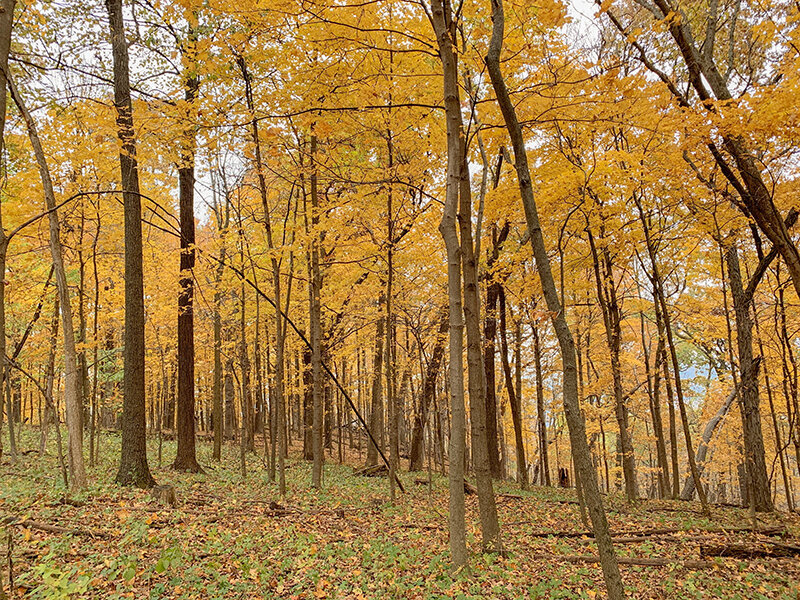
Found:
2,433 -> 799,599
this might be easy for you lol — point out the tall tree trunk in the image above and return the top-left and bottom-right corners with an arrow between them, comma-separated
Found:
309,135 -> 324,489
211,193 -> 229,461
485,3 -> 623,594
0,0 -> 13,466
366,308 -> 385,467
173,42 -> 202,472
8,73 -> 87,491
532,324 -> 550,486
725,244 -> 773,511
429,0 -> 468,567
105,0 -> 154,488
641,312 -> 669,498
588,231 -> 637,500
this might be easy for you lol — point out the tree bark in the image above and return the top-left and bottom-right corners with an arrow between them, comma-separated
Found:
725,244 -> 772,511
409,309 -> 448,471
498,287 -> 527,489
485,1 -> 623,594
173,40 -> 202,473
0,0 -> 14,466
430,0 -> 468,568
105,0 -> 155,488
309,134 -> 324,489
8,73 -> 87,491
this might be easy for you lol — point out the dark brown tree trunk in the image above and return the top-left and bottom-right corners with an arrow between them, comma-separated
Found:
309,135 -> 324,488
366,309 -> 385,467
532,324 -> 550,486
173,57 -> 202,473
106,0 -> 154,488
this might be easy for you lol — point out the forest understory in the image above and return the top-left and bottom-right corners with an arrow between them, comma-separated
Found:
2,431 -> 799,600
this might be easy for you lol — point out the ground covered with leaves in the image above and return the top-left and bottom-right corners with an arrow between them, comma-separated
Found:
2,431 -> 799,599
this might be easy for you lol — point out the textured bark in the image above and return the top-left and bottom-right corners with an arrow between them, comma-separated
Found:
106,0 -> 154,488
173,55 -> 202,473
485,1 -> 623,594
726,245 -> 772,511
0,0 -> 13,466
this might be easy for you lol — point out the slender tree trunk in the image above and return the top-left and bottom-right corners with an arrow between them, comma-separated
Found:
430,0 -> 468,567
485,3 -> 623,594
498,287 -> 527,488
8,74 -> 87,491
532,325 -> 550,486
309,135 -> 324,489
409,309 -> 448,471
588,231 -> 637,500
366,308 -> 385,467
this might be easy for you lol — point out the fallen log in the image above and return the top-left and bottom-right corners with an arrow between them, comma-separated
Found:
1,515 -> 109,539
701,541 -> 800,558
353,464 -> 387,478
540,554 -> 717,569
515,524 -> 787,539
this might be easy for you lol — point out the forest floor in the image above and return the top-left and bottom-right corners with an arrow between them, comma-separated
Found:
1,430 -> 799,599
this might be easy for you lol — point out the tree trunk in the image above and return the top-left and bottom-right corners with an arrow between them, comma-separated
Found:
309,135 -> 324,489
532,324 -> 551,486
430,0 -> 468,568
588,231 -> 637,500
173,50 -> 202,473
409,309 -> 447,471
681,383 -> 738,500
725,244 -> 772,511
9,73 -> 87,491
366,309 -> 385,467
485,2 -> 623,594
105,0 -> 155,489
498,287 -> 527,489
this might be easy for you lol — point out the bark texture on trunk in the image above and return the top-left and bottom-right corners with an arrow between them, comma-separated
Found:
430,0 -> 468,568
726,245 -> 772,511
173,55 -> 202,473
106,0 -> 154,489
485,1 -> 623,594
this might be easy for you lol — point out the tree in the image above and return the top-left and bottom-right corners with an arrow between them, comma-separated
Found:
106,0 -> 155,488
485,0 -> 623,595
